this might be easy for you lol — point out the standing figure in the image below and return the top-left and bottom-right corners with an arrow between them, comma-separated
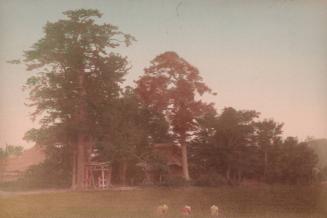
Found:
181,205 -> 191,216
157,204 -> 168,215
210,205 -> 219,217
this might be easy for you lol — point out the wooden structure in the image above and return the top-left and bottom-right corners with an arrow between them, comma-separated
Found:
84,161 -> 112,189
137,143 -> 183,184
0,145 -> 112,190
153,143 -> 183,177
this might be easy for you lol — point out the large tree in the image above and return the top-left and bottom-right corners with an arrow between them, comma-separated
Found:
254,119 -> 283,181
266,137 -> 318,184
96,87 -> 170,185
191,107 -> 260,184
135,51 -> 214,180
21,9 -> 134,189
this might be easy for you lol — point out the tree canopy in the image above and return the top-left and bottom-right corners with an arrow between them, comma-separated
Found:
22,9 -> 135,189
136,51 -> 215,180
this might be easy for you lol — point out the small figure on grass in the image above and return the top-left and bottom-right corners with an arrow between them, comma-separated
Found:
181,205 -> 191,216
157,204 -> 169,216
210,205 -> 219,217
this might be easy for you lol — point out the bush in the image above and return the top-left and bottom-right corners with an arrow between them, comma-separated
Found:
193,173 -> 227,187
20,162 -> 71,189
320,166 -> 327,181
160,176 -> 191,187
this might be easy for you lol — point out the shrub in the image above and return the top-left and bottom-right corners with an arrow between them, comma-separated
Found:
160,176 -> 191,187
193,173 -> 227,187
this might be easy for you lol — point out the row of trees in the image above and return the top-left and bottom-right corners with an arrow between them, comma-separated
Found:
15,9 -> 318,188
191,108 -> 318,185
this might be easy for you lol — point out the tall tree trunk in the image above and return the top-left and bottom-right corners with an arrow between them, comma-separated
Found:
71,149 -> 77,189
237,169 -> 242,184
119,160 -> 128,185
76,135 -> 86,190
264,149 -> 268,180
107,167 -> 113,187
226,165 -> 231,184
181,143 -> 190,181
74,70 -> 88,190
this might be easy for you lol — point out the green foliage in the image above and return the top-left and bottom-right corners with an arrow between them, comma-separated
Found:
9,8 -> 323,189
255,119 -> 284,148
18,159 -> 71,189
23,8 -> 134,133
266,137 -> 318,184
307,138 -> 327,169
94,87 -> 170,184
193,172 -> 227,187
254,119 -> 284,180
160,176 -> 190,187
321,166 -> 327,181
97,87 -> 167,159
19,9 -> 135,187
191,107 -> 318,185
191,107 -> 260,184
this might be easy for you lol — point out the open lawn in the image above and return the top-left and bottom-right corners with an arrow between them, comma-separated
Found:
0,186 -> 326,218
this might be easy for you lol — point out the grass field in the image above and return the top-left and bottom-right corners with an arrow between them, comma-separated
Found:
1,186 -> 326,218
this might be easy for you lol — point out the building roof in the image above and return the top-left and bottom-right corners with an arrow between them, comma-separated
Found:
0,146 -> 45,181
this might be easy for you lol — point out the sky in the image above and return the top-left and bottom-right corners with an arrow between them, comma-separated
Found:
0,0 -> 326,148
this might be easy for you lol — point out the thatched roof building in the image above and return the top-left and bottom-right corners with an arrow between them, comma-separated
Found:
0,146 -> 45,182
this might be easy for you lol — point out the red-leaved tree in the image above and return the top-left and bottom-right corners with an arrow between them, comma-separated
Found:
135,51 -> 215,180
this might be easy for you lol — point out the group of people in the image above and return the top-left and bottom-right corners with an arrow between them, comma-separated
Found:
157,204 -> 219,217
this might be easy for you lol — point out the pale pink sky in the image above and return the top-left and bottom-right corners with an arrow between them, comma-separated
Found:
1,0 -> 327,148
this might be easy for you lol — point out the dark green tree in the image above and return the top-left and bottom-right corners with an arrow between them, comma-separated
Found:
191,107 -> 260,184
269,137 -> 318,184
21,9 -> 134,189
307,138 -> 327,178
254,119 -> 283,181
95,87 -> 170,185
